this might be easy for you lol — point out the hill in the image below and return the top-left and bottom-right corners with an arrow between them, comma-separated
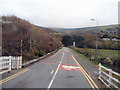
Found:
2,16 -> 62,62
52,25 -> 118,38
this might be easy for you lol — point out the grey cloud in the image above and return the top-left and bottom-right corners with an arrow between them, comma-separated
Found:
0,0 -> 119,28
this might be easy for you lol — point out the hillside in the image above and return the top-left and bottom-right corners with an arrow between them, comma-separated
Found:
53,25 -> 119,38
2,16 -> 62,61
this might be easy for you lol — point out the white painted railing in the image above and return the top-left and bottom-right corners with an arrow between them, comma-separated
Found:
11,56 -> 22,69
0,56 -> 11,74
0,56 -> 22,74
98,63 -> 120,88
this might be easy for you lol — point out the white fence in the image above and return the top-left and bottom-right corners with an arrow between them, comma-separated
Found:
98,63 -> 120,88
0,56 -> 22,74
0,56 -> 11,74
11,56 -> 22,69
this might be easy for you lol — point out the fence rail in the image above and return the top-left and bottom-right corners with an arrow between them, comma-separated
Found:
0,56 -> 22,74
98,63 -> 120,88
0,56 -> 11,74
11,56 -> 22,69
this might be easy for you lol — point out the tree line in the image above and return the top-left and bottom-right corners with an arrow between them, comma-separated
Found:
62,35 -> 119,50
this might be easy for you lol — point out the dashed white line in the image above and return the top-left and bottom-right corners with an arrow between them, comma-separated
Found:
51,70 -> 54,74
47,52 -> 64,89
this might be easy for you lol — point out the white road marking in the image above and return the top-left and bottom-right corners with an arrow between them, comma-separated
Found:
51,70 -> 54,74
62,65 -> 80,70
47,52 -> 64,89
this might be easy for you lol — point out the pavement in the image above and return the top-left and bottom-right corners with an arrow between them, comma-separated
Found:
1,47 -> 102,89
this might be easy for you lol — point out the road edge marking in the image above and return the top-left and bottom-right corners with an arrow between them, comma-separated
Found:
50,50 -> 61,58
72,55 -> 99,90
0,69 -> 29,84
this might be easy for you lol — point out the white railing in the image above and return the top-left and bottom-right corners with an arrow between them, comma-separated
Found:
11,56 -> 22,69
0,56 -> 11,74
98,63 -> 120,88
0,56 -> 22,74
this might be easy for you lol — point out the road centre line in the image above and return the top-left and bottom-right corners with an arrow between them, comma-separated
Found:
0,69 -> 29,85
72,55 -> 99,90
51,70 -> 54,74
47,52 -> 64,89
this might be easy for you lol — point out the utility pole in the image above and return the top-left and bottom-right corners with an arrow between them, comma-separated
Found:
90,19 -> 98,64
21,39 -> 22,56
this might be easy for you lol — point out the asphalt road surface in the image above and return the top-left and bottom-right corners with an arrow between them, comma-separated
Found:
1,47 -> 100,89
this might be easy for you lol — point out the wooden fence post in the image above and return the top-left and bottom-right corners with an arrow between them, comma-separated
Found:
17,57 -> 19,69
20,56 -> 22,68
98,63 -> 101,79
12,56 -> 14,69
9,56 -> 11,71
108,69 -> 112,87
13,57 -> 15,69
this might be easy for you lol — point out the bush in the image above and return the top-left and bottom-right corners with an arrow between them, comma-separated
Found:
104,57 -> 113,65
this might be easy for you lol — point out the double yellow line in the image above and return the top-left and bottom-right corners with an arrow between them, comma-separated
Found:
0,68 -> 29,85
72,55 -> 99,90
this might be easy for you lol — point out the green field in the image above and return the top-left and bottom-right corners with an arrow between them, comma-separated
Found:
88,48 -> 118,60
50,32 -> 63,35
73,47 -> 118,60
70,47 -> 119,72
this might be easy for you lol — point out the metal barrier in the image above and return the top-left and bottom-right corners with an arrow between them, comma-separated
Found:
98,63 -> 120,88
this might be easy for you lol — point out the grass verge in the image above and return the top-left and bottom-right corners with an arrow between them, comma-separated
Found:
71,48 -> 99,68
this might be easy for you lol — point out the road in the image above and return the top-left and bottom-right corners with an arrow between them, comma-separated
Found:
1,47 -> 100,89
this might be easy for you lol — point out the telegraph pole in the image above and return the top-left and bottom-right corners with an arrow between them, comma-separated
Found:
90,19 -> 98,64
21,39 -> 22,56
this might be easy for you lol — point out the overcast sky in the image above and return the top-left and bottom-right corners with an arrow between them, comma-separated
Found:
0,0 -> 119,28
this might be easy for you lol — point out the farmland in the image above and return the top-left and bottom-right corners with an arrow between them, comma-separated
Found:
70,46 -> 119,72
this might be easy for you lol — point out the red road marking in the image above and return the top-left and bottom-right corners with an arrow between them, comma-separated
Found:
42,62 -> 78,66
62,60 -> 72,62
42,62 -> 60,65
61,64 -> 78,66
49,60 -> 59,61
42,59 -> 81,72
59,64 -> 81,72
48,59 -> 72,62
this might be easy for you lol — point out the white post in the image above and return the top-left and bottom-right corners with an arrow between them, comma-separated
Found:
20,56 -> 22,68
73,41 -> 75,47
9,56 -> 11,71
98,63 -> 101,79
108,69 -> 112,87
12,57 -> 15,69
18,57 -> 20,68
0,57 -> 2,70
14,57 -> 15,69
17,57 -> 19,69
13,57 -> 15,69
11,56 -> 13,69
